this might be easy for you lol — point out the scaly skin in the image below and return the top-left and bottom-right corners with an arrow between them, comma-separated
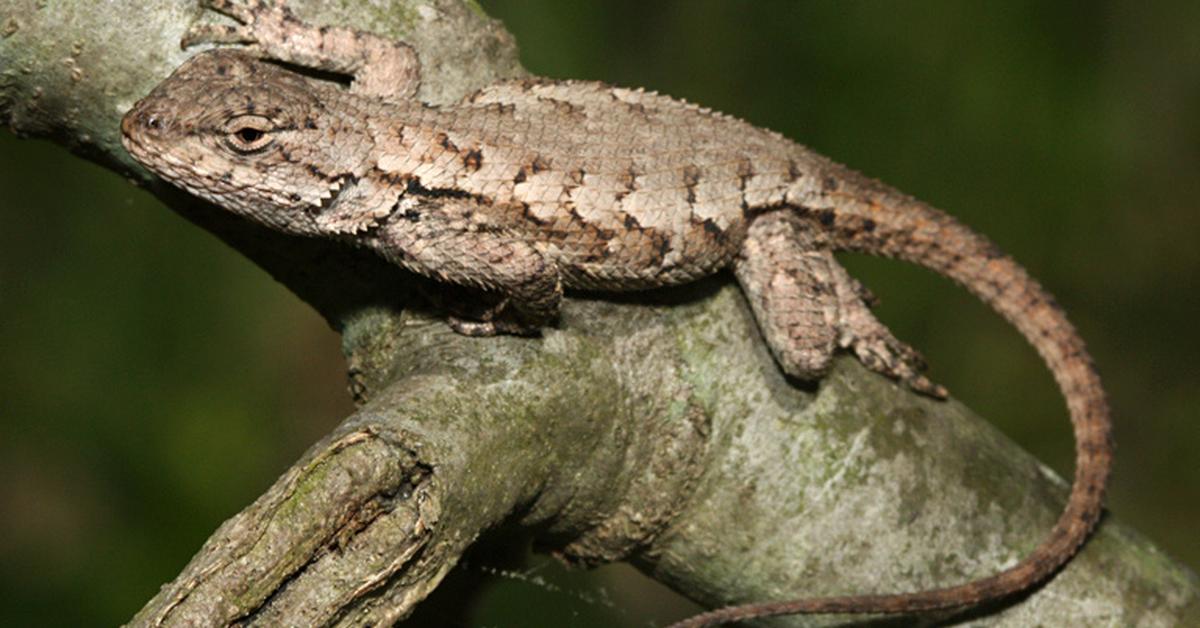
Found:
120,1 -> 1113,626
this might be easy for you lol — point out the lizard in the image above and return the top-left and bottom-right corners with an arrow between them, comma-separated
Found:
119,1 -> 1113,626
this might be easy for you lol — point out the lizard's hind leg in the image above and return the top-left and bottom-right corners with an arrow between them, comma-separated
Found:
735,212 -> 946,397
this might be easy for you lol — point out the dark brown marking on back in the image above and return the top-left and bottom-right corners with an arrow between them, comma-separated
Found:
369,166 -> 405,186
530,154 -> 552,174
736,157 -> 755,191
537,207 -> 617,262
436,132 -> 457,153
682,164 -> 702,204
463,148 -> 483,171
787,158 -> 802,182
516,201 -> 551,227
483,102 -> 516,115
619,164 -> 641,192
539,96 -> 584,117
640,228 -> 671,269
404,175 -> 482,204
699,218 -> 724,237
624,101 -> 651,117
981,240 -> 1006,260
649,232 -> 671,268
516,77 -> 543,92
388,197 -> 421,223
569,207 -> 615,240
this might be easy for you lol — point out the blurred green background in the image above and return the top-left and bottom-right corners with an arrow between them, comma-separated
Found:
2,1 -> 1197,626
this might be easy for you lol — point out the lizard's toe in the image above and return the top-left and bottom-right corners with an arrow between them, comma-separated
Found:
905,374 -> 949,399
181,23 -> 255,49
447,316 -> 542,338
199,0 -> 259,24
850,333 -> 947,399
851,278 -> 880,308
187,0 -> 298,49
448,317 -> 501,337
448,300 -> 546,337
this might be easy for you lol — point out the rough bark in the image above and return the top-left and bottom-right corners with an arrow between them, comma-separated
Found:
1,1 -> 1197,626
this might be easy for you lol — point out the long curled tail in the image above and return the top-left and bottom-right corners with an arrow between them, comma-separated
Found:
670,166 -> 1113,628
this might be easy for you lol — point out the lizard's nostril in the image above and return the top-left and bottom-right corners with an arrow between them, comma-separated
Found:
122,107 -> 170,140
131,110 -> 166,136
142,111 -> 169,134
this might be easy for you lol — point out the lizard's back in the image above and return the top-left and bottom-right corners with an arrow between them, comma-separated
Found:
380,79 -> 817,289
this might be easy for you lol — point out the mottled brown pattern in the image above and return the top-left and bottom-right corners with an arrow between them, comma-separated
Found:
122,2 -> 1112,627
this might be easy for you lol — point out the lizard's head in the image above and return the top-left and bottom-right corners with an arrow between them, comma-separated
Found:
122,50 -> 372,235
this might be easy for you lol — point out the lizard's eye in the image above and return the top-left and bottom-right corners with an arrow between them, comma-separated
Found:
235,127 -> 264,143
222,115 -> 275,153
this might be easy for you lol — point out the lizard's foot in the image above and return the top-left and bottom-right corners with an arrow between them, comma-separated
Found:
182,0 -> 286,50
842,318 -> 947,398
446,298 -> 544,338
736,211 -> 948,398
182,0 -> 421,101
201,0 -> 284,22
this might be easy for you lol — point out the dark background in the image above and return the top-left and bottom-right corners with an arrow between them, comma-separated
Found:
1,1 -> 1197,625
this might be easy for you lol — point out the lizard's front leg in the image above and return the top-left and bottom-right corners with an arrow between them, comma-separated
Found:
368,199 -> 563,336
183,0 -> 421,102
735,211 -> 946,397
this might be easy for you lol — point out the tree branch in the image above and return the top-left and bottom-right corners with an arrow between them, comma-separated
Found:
2,1 -> 1197,626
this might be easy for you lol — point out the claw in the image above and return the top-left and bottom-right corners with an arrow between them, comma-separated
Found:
906,374 -> 949,399
181,23 -> 253,49
185,0 -> 295,49
200,0 -> 259,24
184,0 -> 259,49
851,278 -> 880,308
849,332 -> 948,399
